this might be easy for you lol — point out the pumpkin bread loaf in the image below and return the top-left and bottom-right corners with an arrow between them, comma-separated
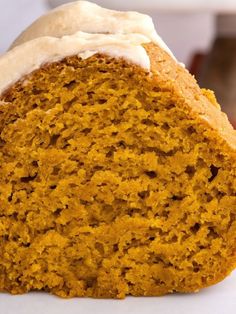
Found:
0,1 -> 235,298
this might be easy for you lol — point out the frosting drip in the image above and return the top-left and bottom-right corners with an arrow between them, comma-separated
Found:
0,1 -> 178,94
0,32 -> 150,94
11,0 -> 174,59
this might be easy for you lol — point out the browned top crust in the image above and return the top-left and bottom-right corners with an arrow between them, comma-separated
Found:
145,43 -> 236,153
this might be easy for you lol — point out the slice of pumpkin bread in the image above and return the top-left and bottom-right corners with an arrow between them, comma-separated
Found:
0,1 -> 235,299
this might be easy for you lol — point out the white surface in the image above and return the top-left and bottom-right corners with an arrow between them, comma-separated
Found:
153,13 -> 214,65
0,0 -> 47,54
0,271 -> 236,314
48,0 -> 236,13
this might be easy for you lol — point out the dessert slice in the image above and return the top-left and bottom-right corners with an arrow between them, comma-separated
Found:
0,1 -> 235,298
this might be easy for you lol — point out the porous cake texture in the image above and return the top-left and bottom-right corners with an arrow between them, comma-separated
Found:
0,2 -> 235,299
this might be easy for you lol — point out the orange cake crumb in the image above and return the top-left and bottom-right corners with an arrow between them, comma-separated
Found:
0,42 -> 235,298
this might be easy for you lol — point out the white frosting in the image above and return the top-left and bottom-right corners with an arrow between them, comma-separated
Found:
0,32 -> 151,95
0,1 -> 177,95
11,0 -> 174,59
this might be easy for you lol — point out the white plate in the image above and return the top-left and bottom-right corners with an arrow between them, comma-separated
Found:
1,270 -> 236,314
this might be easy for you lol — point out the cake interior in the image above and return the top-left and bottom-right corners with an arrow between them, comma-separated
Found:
0,52 -> 235,298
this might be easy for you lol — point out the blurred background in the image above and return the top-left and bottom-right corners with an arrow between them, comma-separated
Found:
0,0 -> 236,126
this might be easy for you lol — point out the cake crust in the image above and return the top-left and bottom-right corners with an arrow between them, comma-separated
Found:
146,43 -> 236,151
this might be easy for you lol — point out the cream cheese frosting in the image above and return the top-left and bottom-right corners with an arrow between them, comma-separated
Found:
11,0 -> 174,59
0,1 -> 177,95
0,32 -> 151,95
